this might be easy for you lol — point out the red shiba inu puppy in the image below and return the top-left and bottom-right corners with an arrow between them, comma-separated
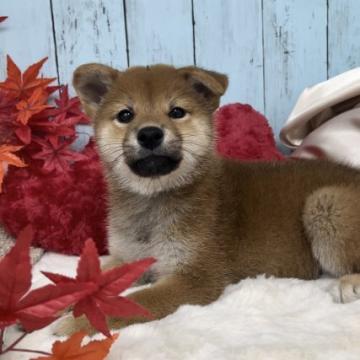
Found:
55,63 -> 360,335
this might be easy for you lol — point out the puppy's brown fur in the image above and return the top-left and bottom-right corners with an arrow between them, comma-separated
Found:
55,63 -> 360,335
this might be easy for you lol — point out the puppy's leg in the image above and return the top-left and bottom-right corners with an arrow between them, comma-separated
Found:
338,274 -> 360,303
303,186 -> 360,302
111,272 -> 225,328
54,271 -> 226,336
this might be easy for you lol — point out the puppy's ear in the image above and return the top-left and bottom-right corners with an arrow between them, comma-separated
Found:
73,63 -> 119,118
179,66 -> 228,107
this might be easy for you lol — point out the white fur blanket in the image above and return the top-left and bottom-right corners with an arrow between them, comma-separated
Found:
4,253 -> 360,360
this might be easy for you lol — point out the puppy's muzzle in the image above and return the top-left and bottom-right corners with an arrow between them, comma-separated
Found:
126,126 -> 182,177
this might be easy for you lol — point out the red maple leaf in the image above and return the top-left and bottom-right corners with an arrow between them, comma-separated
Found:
0,17 -> 7,23
43,239 -> 155,337
0,114 -> 17,145
0,89 -> 33,145
45,86 -> 89,124
0,89 -> 15,115
30,113 -> 82,140
32,137 -> 88,173
0,226 -> 96,331
14,124 -> 32,144
16,88 -> 50,125
33,331 -> 119,360
0,116 -> 32,145
0,56 -> 56,99
0,144 -> 26,191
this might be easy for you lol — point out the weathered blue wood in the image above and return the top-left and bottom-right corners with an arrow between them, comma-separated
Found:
194,0 -> 264,111
328,0 -> 360,78
0,0 -> 57,80
51,0 -> 128,87
126,0 -> 194,66
263,0 -> 327,136
3,0 -> 360,135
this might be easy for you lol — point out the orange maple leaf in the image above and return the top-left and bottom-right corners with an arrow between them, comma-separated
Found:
0,56 -> 56,99
16,88 -> 50,125
0,144 -> 26,192
33,332 -> 119,360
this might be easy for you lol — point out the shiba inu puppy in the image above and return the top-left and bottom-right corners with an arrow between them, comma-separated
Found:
55,63 -> 360,335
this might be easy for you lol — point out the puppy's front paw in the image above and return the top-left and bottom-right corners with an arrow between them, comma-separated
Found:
53,314 -> 96,337
339,274 -> 360,303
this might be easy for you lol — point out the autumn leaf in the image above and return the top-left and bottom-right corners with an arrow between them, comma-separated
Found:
33,331 -> 119,360
45,85 -> 90,124
30,113 -> 82,140
0,226 -> 33,328
0,115 -> 17,144
0,16 -> 7,23
32,137 -> 88,174
0,144 -> 26,191
0,56 -> 55,99
14,124 -> 32,144
0,88 -> 34,145
43,239 -> 155,337
28,86 -> 88,140
16,88 -> 50,125
0,89 -> 16,115
0,226 -> 96,331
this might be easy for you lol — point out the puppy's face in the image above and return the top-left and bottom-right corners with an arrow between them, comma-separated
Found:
73,64 -> 228,195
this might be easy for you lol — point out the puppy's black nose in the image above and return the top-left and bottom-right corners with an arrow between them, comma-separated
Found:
137,126 -> 164,150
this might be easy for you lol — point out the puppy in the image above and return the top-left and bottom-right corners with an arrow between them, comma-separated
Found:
55,63 -> 360,335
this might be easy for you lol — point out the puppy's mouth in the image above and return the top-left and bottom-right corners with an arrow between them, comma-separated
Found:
128,154 -> 182,177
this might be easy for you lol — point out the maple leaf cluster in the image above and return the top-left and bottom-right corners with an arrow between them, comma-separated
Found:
0,52 -> 90,191
0,225 -> 155,358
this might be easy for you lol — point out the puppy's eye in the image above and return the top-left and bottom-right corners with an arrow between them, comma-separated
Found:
116,109 -> 134,123
168,107 -> 186,119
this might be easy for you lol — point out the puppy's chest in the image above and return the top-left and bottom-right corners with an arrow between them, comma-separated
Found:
111,202 -> 191,277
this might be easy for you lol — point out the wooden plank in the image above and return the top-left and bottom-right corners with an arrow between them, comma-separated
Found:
126,0 -> 194,66
0,0 -> 57,80
194,0 -> 264,111
52,0 -> 128,87
263,0 -> 327,136
328,0 -> 360,77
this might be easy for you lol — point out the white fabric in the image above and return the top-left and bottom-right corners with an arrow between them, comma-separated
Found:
4,253 -> 360,360
280,67 -> 360,147
290,108 -> 360,168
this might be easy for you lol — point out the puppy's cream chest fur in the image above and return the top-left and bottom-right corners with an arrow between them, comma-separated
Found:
108,194 -> 192,279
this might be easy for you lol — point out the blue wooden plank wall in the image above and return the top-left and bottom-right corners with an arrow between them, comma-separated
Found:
1,0 -> 360,136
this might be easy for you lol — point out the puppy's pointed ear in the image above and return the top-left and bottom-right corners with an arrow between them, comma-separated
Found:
73,63 -> 119,118
179,66 -> 228,108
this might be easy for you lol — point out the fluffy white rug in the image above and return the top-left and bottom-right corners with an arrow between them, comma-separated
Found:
3,253 -> 360,360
